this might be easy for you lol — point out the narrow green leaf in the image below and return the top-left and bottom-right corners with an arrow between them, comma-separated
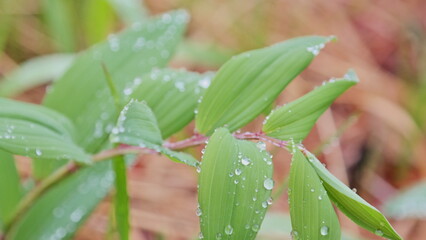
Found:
110,100 -> 163,147
196,36 -> 335,135
0,150 -> 23,229
263,70 -> 358,142
113,156 -> 129,240
0,54 -> 74,97
130,68 -> 214,138
384,181 -> 426,219
305,151 -> 402,240
289,149 -> 340,240
82,0 -> 116,45
44,10 -> 189,153
0,117 -> 91,164
107,0 -> 148,25
42,0 -> 76,52
7,161 -> 114,240
0,98 -> 75,139
111,99 -> 199,167
198,128 -> 273,240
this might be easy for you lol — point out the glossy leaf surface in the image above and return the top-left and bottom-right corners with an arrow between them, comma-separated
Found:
196,36 -> 334,135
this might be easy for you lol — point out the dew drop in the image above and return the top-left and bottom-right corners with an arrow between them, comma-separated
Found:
320,226 -> 329,236
198,232 -> 204,239
224,225 -> 233,235
216,233 -> 222,239
256,141 -> 266,151
35,149 -> 42,156
241,157 -> 251,166
251,224 -> 260,232
235,168 -> 242,176
263,178 -> 274,190
196,207 -> 202,216
374,229 -> 384,236
262,201 -> 268,208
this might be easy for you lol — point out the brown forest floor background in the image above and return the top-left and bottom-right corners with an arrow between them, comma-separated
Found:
2,0 -> 426,239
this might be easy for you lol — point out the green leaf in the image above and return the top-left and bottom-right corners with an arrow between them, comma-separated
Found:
0,117 -> 91,164
0,150 -> 23,230
263,70 -> 358,142
7,161 -> 114,240
43,10 -> 189,153
289,149 -> 340,240
111,99 -> 199,167
42,0 -> 76,52
0,54 -> 74,98
13,12 -> 190,239
195,36 -> 335,135
198,128 -> 273,240
305,151 -> 402,240
130,68 -> 214,138
112,156 -> 129,240
0,98 -> 75,139
384,181 -> 426,219
107,0 -> 148,25
0,98 -> 89,164
82,0 -> 115,45
110,100 -> 163,147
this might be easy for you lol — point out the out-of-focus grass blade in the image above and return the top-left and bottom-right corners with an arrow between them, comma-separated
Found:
0,54 -> 75,97
263,70 -> 358,142
83,0 -> 116,45
44,10 -> 189,153
305,151 -> 402,240
110,100 -> 162,147
289,149 -> 340,239
112,156 -> 129,240
195,36 -> 335,135
42,0 -> 76,52
0,150 -> 23,230
108,0 -> 148,25
12,12 -> 189,239
7,161 -> 114,240
384,181 -> 426,219
130,68 -> 214,138
175,40 -> 235,67
111,99 -> 199,167
198,128 -> 273,240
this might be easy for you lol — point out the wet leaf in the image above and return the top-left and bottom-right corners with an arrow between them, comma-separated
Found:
289,149 -> 340,240
305,151 -> 402,240
263,70 -> 358,142
198,128 -> 273,240
196,36 -> 335,135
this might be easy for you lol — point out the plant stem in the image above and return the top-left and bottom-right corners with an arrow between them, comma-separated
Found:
4,131 -> 291,234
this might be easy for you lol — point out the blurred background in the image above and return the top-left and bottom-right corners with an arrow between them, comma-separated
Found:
1,0 -> 426,239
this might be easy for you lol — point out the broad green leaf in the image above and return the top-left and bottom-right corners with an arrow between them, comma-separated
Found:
305,151 -> 402,240
129,68 -> 214,138
82,0 -> 116,45
112,156 -> 129,240
0,98 -> 75,139
44,10 -> 189,153
7,161 -> 114,240
107,0 -> 148,25
263,70 -> 358,142
0,117 -> 91,164
0,150 -> 23,230
12,12 -> 190,239
0,54 -> 75,98
195,36 -> 335,135
289,149 -> 340,240
111,99 -> 199,167
42,0 -> 76,52
198,128 -> 273,240
110,100 -> 163,147
384,181 -> 426,219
